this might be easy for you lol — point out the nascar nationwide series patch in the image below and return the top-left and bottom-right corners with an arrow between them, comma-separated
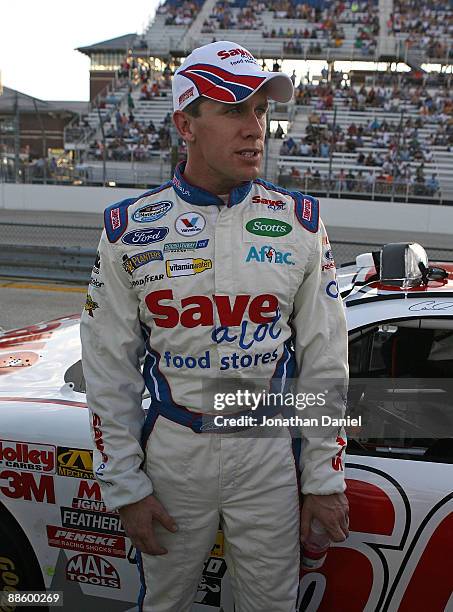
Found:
132,201 -> 173,223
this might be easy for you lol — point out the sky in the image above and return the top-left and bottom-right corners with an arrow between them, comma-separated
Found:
1,1 -> 159,101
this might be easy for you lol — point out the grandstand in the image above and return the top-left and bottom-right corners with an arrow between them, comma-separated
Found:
2,0 -> 451,203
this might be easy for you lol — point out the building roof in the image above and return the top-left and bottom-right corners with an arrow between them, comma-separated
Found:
76,33 -> 137,56
0,87 -> 86,115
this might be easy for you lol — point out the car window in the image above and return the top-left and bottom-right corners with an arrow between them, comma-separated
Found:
347,322 -> 453,463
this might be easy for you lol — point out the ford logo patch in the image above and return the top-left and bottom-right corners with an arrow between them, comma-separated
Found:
132,200 -> 173,223
121,227 -> 169,245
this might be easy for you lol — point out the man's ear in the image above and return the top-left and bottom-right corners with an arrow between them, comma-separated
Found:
173,111 -> 196,143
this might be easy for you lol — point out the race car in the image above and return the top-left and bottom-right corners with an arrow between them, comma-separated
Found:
0,242 -> 452,612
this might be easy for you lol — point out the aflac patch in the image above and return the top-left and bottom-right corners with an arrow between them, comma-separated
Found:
246,245 -> 294,266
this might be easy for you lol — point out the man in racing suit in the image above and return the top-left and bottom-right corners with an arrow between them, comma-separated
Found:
81,41 -> 349,612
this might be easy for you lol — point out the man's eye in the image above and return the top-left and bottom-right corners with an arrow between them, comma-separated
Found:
256,107 -> 268,115
228,107 -> 241,114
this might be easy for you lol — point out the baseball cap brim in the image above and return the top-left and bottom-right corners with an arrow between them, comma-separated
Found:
175,63 -> 294,110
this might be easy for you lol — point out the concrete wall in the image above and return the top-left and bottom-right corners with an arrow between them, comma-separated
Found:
1,182 -> 453,236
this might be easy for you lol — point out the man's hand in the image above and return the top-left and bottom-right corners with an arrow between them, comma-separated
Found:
119,494 -> 178,555
300,492 -> 349,544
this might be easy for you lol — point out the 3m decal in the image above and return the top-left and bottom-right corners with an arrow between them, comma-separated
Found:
245,218 -> 292,237
47,526 -> 126,559
61,507 -> 124,535
175,213 -> 206,236
246,245 -> 294,265
0,471 -> 55,503
57,447 -> 94,479
166,258 -> 212,277
122,250 -> 163,275
132,201 -> 173,223
65,554 -> 121,588
121,227 -> 169,245
0,441 -> 56,473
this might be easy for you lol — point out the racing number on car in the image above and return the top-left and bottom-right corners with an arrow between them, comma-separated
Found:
297,470 -> 453,611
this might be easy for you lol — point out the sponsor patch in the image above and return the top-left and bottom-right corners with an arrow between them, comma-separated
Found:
131,274 -> 164,287
122,250 -> 163,275
61,506 -> 124,535
57,447 -> 94,480
245,218 -> 292,237
175,213 -> 206,236
326,280 -> 339,299
0,440 -> 56,473
164,239 -> 209,253
92,413 -> 107,463
92,251 -> 100,274
121,227 -> 169,245
132,201 -> 173,224
179,86 -> 194,105
172,175 -> 191,196
110,208 -> 121,230
89,277 -> 104,288
302,198 -> 312,221
166,258 -> 212,277
48,526 -> 126,559
252,195 -> 286,211
211,530 -> 224,558
84,295 -> 99,318
195,557 -> 227,606
65,553 -> 121,587
246,245 -> 294,265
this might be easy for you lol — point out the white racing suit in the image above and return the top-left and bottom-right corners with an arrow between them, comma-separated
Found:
80,162 -> 349,612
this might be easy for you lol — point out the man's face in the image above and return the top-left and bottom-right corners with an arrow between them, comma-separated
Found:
177,89 -> 269,192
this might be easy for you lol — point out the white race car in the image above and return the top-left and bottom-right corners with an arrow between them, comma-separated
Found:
1,243 -> 452,611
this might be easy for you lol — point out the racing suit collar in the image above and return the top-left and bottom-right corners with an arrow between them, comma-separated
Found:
172,161 -> 253,207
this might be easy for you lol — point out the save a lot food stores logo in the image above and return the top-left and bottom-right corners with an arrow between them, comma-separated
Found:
245,218 -> 292,237
57,447 -> 94,479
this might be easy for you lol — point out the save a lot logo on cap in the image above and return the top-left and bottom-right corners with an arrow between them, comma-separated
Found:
132,201 -> 173,223
175,212 -> 206,236
245,218 -> 292,237
166,258 -> 212,277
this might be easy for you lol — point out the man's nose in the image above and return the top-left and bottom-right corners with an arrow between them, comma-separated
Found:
241,111 -> 265,139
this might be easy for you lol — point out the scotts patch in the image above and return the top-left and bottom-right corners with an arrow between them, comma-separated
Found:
175,213 -> 206,236
245,218 -> 292,237
121,227 -> 169,245
132,201 -> 173,223
122,250 -> 163,275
